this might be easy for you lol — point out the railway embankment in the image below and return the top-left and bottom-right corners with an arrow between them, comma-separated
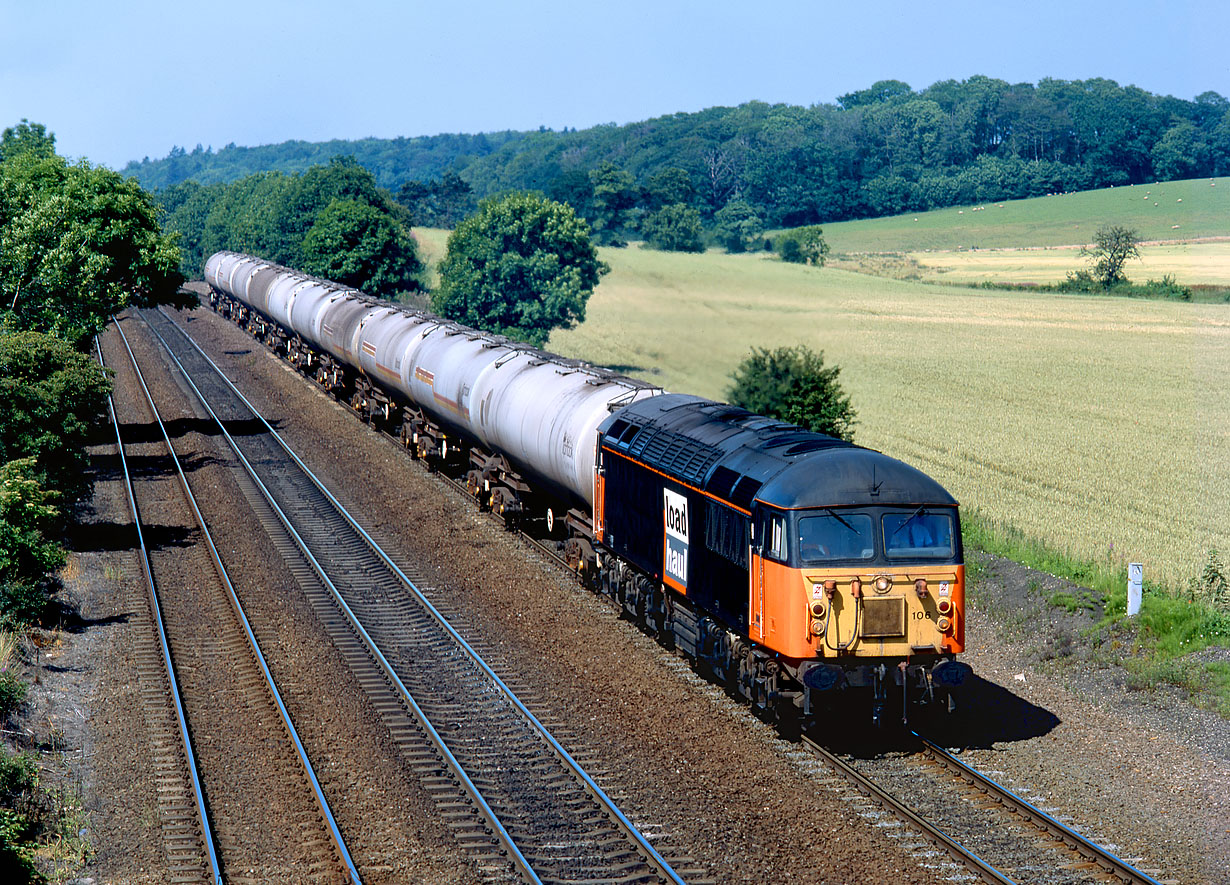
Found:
13,302 -> 1230,884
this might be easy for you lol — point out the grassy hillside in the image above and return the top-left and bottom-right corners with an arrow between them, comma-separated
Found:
820,176 -> 1230,253
543,246 -> 1230,590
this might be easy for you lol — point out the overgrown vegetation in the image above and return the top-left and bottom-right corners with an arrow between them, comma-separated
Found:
1,118 -> 181,881
727,345 -> 856,441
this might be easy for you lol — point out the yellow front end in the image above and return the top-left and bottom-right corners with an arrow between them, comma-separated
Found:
758,561 -> 965,660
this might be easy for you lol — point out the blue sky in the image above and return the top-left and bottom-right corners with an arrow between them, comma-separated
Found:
2,0 -> 1227,170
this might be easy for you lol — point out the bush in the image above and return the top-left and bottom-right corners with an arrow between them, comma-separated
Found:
775,225 -> 830,266
1190,550 -> 1230,612
0,749 -> 39,882
727,345 -> 856,441
0,672 -> 26,721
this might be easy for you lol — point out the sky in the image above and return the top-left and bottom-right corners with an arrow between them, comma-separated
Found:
2,0 -> 1228,171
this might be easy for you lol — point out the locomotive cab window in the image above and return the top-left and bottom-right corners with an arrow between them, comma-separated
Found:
798,511 -> 875,563
883,509 -> 955,559
756,509 -> 787,562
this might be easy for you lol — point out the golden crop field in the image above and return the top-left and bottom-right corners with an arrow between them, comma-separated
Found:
901,242 -> 1230,285
544,247 -> 1230,589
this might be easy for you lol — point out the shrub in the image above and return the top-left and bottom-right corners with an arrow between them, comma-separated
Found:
775,225 -> 830,266
728,345 -> 856,441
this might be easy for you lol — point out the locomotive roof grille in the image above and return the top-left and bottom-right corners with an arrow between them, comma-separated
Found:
628,427 -> 723,485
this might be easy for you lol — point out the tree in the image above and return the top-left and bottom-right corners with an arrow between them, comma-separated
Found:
727,345 -> 856,441
588,162 -> 637,246
644,167 -> 695,211
777,225 -> 830,266
713,199 -> 764,253
1081,225 -> 1140,287
0,151 -> 188,344
0,120 -> 56,162
1151,121 -> 1210,181
433,193 -> 608,347
640,203 -> 704,253
0,331 -> 112,507
299,198 -> 424,293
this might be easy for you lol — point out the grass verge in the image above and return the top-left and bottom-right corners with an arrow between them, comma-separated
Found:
962,510 -> 1230,717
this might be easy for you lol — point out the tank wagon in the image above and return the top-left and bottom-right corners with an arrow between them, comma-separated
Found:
205,250 -> 970,726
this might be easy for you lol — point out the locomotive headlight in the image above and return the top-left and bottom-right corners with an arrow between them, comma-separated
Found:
936,616 -> 951,633
811,618 -> 825,635
874,575 -> 891,594
936,597 -> 952,615
810,600 -> 826,617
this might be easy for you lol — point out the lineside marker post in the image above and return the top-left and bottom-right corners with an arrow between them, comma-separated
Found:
1127,562 -> 1143,616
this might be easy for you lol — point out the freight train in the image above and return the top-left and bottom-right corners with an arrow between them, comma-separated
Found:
204,251 -> 970,727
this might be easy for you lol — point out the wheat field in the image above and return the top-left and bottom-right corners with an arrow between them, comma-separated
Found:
546,248 -> 1230,589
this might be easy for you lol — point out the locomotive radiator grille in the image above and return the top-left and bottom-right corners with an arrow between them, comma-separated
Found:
861,597 -> 906,638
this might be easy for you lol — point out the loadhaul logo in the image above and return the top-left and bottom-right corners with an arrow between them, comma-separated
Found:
663,489 -> 689,591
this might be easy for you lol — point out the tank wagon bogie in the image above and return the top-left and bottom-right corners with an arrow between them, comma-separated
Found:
205,250 -> 970,727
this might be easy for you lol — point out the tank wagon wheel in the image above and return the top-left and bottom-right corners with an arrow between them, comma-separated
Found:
465,470 -> 488,507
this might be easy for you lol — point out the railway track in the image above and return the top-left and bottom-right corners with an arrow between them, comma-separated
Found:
138,307 -> 707,885
100,321 -> 360,883
801,731 -> 1168,885
186,298 -> 1178,885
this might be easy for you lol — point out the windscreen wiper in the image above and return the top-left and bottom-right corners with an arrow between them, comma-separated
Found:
890,506 -> 927,540
824,507 -> 861,535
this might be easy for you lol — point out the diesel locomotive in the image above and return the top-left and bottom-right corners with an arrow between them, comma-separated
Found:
204,250 -> 970,726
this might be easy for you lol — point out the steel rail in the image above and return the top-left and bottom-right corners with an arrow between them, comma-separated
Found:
109,318 -> 362,884
141,312 -> 543,883
911,731 -> 1164,885
96,336 -> 224,885
153,305 -> 688,884
801,734 -> 1016,885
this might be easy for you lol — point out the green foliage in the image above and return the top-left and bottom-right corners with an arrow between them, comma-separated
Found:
159,157 -> 422,292
0,459 -> 64,585
643,167 -> 695,211
775,225 -> 830,265
394,171 -> 475,228
0,150 -> 188,344
0,749 -> 40,882
0,121 -> 55,163
0,671 -> 26,721
588,162 -> 637,246
433,193 -> 607,347
1080,224 -> 1141,286
1189,550 -> 1230,611
299,199 -> 424,293
727,345 -> 856,441
640,204 -> 704,253
712,200 -> 763,253
129,78 -> 1230,237
0,331 -> 112,506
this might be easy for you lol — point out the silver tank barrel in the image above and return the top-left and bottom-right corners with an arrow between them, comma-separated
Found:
205,251 -> 660,507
